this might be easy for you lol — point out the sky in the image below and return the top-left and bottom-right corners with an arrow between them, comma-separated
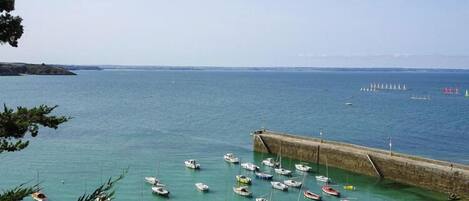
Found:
1,0 -> 469,68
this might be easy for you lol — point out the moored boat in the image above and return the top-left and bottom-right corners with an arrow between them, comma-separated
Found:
144,177 -> 165,186
241,162 -> 259,171
236,175 -> 252,184
284,179 -> 302,188
343,185 -> 355,190
262,158 -> 279,167
271,181 -> 288,191
195,182 -> 209,191
95,193 -> 111,201
274,167 -> 292,176
224,153 -> 239,163
315,175 -> 330,183
322,185 -> 340,196
185,159 -> 200,169
233,186 -> 252,197
32,192 -> 48,201
255,171 -> 273,180
304,190 -> 321,200
295,163 -> 312,172
152,186 -> 170,197
256,198 -> 268,201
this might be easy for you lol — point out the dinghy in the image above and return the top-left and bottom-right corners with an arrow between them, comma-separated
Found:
185,159 -> 200,169
284,179 -> 302,188
343,185 -> 355,190
236,175 -> 252,184
224,153 -> 239,163
255,171 -> 273,180
295,164 -> 312,172
241,162 -> 259,171
32,192 -> 48,201
195,182 -> 209,192
256,198 -> 268,201
262,158 -> 279,167
322,185 -> 340,196
271,181 -> 288,191
152,186 -> 170,197
304,190 -> 321,200
233,186 -> 252,197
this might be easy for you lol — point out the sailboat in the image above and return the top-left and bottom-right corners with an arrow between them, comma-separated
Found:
465,89 -> 469,98
315,157 -> 331,183
32,192 -> 48,201
32,171 -> 48,201
284,179 -> 302,188
271,181 -> 288,191
274,144 -> 292,176
262,158 -> 279,167
295,163 -> 312,172
145,163 -> 165,187
322,185 -> 340,196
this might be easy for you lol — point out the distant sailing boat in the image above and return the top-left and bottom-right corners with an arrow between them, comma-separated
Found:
465,89 -> 469,98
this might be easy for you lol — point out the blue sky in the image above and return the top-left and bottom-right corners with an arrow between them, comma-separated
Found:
1,0 -> 469,68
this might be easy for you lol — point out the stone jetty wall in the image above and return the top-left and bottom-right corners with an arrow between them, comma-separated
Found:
252,130 -> 469,200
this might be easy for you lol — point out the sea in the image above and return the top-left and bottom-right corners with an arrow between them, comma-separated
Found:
1,69 -> 468,201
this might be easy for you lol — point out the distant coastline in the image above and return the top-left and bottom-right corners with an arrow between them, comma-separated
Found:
0,62 -> 76,76
3,62 -> 469,74
96,65 -> 469,72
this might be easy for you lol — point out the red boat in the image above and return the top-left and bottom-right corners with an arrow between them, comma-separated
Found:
304,190 -> 321,200
322,185 -> 340,197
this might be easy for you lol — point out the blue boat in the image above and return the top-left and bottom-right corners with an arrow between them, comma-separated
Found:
255,171 -> 273,180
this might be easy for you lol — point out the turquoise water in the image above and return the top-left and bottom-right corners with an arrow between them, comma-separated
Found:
1,70 -> 467,201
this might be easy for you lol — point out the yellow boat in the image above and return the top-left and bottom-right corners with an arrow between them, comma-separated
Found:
343,185 -> 355,190
236,175 -> 252,184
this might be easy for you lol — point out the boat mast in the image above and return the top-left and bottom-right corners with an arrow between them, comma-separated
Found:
297,171 -> 307,201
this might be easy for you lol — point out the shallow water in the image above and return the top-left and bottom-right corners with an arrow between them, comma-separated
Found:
1,70 -> 467,200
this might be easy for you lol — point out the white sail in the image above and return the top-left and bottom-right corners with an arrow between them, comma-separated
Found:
403,84 -> 407,90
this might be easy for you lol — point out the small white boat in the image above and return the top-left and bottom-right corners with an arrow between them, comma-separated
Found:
271,181 -> 288,191
195,182 -> 209,191
345,102 -> 353,106
274,167 -> 292,176
256,198 -> 269,201
315,175 -> 330,183
31,192 -> 48,201
152,186 -> 170,197
224,153 -> 239,163
233,186 -> 252,197
255,171 -> 273,180
261,158 -> 279,167
185,159 -> 200,169
284,179 -> 302,188
295,163 -> 312,172
144,177 -> 165,186
241,162 -> 259,171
